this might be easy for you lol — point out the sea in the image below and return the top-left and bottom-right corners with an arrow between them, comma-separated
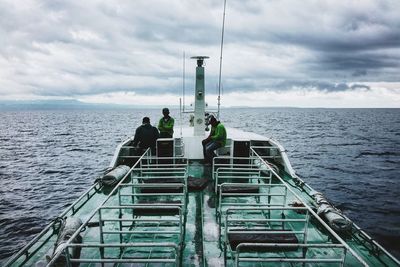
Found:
0,107 -> 399,263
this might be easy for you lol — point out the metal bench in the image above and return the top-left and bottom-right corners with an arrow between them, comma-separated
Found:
223,206 -> 320,266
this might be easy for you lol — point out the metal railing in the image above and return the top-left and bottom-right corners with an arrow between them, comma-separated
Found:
217,183 -> 288,218
95,205 -> 184,263
248,146 -> 369,266
4,180 -> 103,267
250,145 -> 282,160
212,156 -> 260,180
205,146 -> 369,266
64,243 -> 179,265
223,206 -> 312,266
214,167 -> 271,194
235,244 -> 347,266
119,173 -> 188,225
217,183 -> 289,249
45,149 -> 189,266
174,138 -> 185,157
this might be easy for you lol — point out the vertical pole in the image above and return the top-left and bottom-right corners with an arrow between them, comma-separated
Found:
179,98 -> 183,136
98,209 -> 105,261
194,62 -> 205,136
217,0 -> 227,120
190,56 -> 208,136
65,246 -> 72,267
182,51 -> 185,112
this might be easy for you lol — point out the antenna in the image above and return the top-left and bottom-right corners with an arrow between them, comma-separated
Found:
182,51 -> 185,112
217,0 -> 227,120
179,98 -> 183,136
190,56 -> 209,67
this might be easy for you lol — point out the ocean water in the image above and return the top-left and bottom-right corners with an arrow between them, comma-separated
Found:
0,108 -> 399,263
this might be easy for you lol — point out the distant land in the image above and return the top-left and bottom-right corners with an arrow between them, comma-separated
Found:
0,100 -> 176,110
0,100 -> 398,110
0,100 -> 278,110
0,100 -> 303,110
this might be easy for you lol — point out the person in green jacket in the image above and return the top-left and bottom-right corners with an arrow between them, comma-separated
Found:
158,108 -> 175,138
202,116 -> 227,164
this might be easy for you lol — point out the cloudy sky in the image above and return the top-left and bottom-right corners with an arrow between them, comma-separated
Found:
1,0 -> 399,107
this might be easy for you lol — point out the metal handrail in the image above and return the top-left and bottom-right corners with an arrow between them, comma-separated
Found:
45,148 -> 152,266
212,156 -> 260,178
4,182 -> 101,266
250,147 -> 369,266
96,200 -> 185,264
137,167 -> 188,171
218,183 -> 288,215
140,163 -> 188,167
65,242 -> 179,265
292,172 -> 400,265
214,167 -> 270,194
213,156 -> 271,177
123,165 -> 189,224
118,183 -> 187,207
236,243 -> 347,266
217,184 -> 291,250
140,156 -> 188,162
224,206 -> 312,266
57,151 -> 187,266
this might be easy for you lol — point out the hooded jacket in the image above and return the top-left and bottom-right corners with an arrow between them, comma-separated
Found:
132,123 -> 159,149
210,122 -> 227,147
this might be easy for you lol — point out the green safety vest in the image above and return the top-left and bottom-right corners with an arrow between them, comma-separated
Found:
158,116 -> 174,136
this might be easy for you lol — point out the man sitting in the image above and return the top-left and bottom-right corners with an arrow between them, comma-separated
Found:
132,117 -> 159,155
202,116 -> 227,164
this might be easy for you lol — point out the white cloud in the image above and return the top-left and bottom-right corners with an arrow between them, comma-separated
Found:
74,83 -> 400,108
217,86 -> 400,108
70,30 -> 103,42
78,91 -> 181,106
0,0 -> 399,107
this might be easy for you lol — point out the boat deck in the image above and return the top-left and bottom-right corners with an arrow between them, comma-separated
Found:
6,144 -> 400,267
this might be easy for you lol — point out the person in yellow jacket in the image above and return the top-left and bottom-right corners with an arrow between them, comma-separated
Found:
158,108 -> 174,138
202,116 -> 227,164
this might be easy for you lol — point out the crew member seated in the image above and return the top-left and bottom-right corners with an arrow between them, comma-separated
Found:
202,116 -> 227,164
132,117 -> 159,155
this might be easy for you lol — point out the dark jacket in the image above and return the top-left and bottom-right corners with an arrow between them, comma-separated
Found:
132,123 -> 159,149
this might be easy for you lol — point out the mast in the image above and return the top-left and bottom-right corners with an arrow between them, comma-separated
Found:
190,56 -> 209,136
182,51 -> 185,112
217,0 -> 227,120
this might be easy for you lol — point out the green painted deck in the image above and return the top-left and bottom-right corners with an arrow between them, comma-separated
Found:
6,152 -> 400,266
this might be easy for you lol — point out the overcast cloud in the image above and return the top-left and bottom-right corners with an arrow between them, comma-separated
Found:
0,0 -> 399,107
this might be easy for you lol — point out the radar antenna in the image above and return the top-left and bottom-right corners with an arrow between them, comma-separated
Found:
190,56 -> 210,67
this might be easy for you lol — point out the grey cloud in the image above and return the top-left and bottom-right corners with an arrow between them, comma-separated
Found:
25,74 -> 184,97
224,0 -> 400,82
311,52 -> 399,70
303,50 -> 400,82
228,0 -> 400,52
272,80 -> 371,92
270,23 -> 400,53
0,0 -> 399,101
311,51 -> 400,74
352,70 -> 367,77
272,13 -> 400,52
218,79 -> 372,94
350,84 -> 370,90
